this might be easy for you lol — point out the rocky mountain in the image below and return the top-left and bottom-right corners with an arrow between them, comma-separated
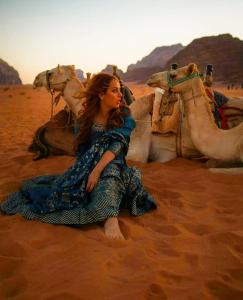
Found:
122,66 -> 163,83
0,59 -> 22,85
122,44 -> 184,83
164,34 -> 243,84
127,44 -> 184,71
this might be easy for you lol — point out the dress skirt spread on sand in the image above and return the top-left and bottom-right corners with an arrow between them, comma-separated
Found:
1,116 -> 156,225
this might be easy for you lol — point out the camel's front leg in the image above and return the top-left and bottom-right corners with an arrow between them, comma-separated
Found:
149,134 -> 177,163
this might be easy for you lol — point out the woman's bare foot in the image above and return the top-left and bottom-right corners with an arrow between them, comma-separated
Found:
104,217 -> 125,240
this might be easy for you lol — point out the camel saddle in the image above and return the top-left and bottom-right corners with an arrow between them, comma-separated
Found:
151,90 -> 180,134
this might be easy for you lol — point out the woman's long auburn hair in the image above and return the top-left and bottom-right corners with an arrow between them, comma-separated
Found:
74,73 -> 130,152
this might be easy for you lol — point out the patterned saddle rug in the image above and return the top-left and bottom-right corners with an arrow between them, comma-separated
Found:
151,89 -> 180,134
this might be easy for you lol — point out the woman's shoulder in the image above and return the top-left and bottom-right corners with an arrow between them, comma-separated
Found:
122,113 -> 135,129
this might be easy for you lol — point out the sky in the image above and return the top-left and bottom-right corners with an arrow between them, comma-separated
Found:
1,0 -> 243,84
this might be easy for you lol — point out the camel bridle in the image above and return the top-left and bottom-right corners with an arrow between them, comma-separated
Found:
45,70 -> 71,119
167,71 -> 203,88
45,70 -> 71,92
167,71 -> 206,105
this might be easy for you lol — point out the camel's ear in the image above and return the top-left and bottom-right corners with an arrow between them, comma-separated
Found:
187,63 -> 198,75
57,64 -> 61,73
71,65 -> 75,70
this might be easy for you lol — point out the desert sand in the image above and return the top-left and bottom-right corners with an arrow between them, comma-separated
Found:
0,84 -> 243,300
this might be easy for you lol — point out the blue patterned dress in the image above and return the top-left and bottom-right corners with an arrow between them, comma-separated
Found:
1,115 -> 156,225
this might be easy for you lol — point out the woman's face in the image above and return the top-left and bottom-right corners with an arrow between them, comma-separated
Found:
100,79 -> 122,111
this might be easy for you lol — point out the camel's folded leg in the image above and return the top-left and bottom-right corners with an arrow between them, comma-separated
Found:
209,167 -> 243,174
29,124 -> 75,160
206,159 -> 243,168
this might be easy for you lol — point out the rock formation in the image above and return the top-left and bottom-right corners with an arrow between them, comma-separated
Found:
0,59 -> 22,84
164,34 -> 243,84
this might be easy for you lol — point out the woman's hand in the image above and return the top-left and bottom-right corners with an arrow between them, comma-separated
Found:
86,168 -> 101,192
86,150 -> 115,193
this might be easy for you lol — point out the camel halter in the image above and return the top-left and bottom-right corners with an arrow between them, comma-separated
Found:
167,72 -> 203,88
45,70 -> 70,119
165,71 -> 203,157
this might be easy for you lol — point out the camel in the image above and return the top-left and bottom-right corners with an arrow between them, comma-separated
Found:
31,64 -> 243,167
33,64 -> 85,117
147,63 -> 243,165
30,65 -> 85,159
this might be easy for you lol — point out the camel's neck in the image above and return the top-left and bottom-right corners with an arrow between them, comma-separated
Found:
179,78 -> 242,161
181,78 -> 206,105
130,93 -> 154,120
181,78 -> 219,148
182,78 -> 216,125
63,78 -> 85,118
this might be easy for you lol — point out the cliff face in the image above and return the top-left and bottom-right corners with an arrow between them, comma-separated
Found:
122,66 -> 163,83
165,34 -> 243,84
0,59 -> 22,84
127,44 -> 184,71
122,44 -> 184,83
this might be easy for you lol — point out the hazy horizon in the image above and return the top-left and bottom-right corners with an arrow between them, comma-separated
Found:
1,0 -> 243,84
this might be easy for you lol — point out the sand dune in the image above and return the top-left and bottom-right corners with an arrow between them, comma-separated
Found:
1,85 -> 243,299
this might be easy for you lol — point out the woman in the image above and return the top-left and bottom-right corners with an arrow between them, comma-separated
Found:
1,73 -> 156,239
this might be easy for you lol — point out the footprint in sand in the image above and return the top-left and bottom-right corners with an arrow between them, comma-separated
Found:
158,270 -> 192,286
13,154 -> 31,165
215,198 -> 243,216
153,224 -> 181,236
182,223 -> 213,236
0,258 -> 22,281
119,219 -> 131,240
161,189 -> 183,208
209,232 -> 243,255
218,273 -> 233,283
153,240 -> 180,257
168,198 -> 184,208
183,253 -> 199,267
0,238 -> 27,258
227,268 -> 243,282
0,276 -> 28,299
206,280 -> 243,300
44,292 -> 83,300
145,283 -> 167,300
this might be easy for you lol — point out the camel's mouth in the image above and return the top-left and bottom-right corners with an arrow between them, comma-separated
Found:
146,77 -> 169,90
146,79 -> 163,88
147,81 -> 169,91
146,81 -> 157,87
33,77 -> 39,88
33,77 -> 46,89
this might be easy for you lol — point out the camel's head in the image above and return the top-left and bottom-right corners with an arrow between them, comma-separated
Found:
147,63 -> 201,93
33,64 -> 76,91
